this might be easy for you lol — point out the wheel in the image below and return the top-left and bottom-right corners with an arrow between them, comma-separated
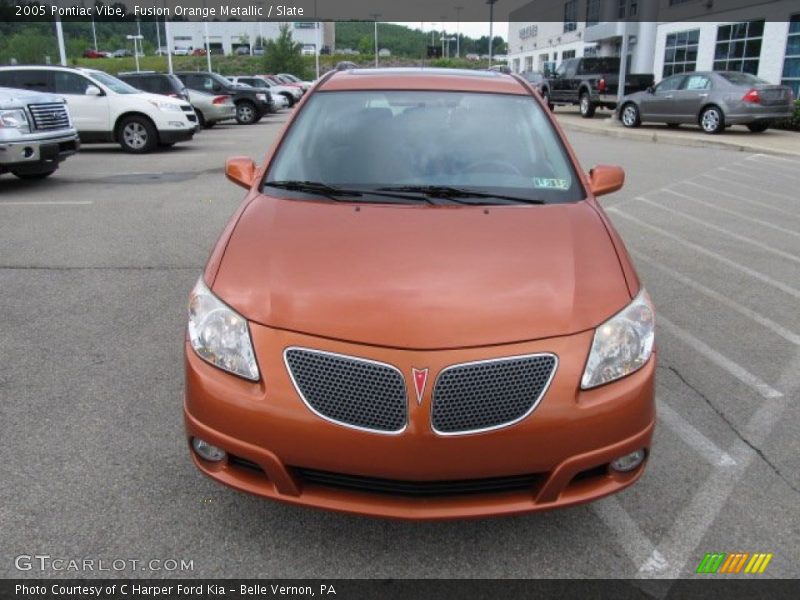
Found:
747,122 -> 769,133
579,92 -> 596,118
12,168 -> 56,180
117,116 -> 157,153
541,90 -> 554,111
195,110 -> 206,128
666,123 -> 681,129
699,106 -> 724,134
235,101 -> 258,125
620,103 -> 641,128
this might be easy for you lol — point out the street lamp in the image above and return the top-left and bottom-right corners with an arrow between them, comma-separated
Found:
455,6 -> 463,58
126,34 -> 143,72
369,13 -> 381,67
487,0 -> 499,66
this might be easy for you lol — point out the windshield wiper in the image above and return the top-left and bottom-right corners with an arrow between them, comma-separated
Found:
264,181 -> 442,205
377,185 -> 547,205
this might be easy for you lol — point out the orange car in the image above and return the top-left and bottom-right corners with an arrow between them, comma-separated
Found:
184,68 -> 656,520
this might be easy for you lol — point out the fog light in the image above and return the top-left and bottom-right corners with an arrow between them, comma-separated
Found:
192,437 -> 226,462
169,121 -> 184,127
610,449 -> 646,473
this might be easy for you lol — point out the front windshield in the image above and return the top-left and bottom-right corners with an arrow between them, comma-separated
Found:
265,90 -> 584,204
88,71 -> 140,94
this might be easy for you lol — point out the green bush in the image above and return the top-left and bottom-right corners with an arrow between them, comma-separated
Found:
773,99 -> 800,132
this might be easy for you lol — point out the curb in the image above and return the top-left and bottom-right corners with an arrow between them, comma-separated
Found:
557,116 -> 800,158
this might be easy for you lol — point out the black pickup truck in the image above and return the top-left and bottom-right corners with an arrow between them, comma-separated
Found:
548,57 -> 654,118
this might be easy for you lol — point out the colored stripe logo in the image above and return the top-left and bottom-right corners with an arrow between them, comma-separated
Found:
696,552 -> 773,574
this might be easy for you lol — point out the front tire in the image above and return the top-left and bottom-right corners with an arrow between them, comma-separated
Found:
117,116 -> 158,153
699,106 -> 724,135
747,122 -> 769,133
620,103 -> 641,128
235,101 -> 258,125
579,92 -> 596,118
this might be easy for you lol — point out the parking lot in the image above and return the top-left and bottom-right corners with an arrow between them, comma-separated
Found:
1,113 -> 798,583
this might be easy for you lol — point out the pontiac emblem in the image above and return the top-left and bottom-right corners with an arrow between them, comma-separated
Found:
412,368 -> 429,405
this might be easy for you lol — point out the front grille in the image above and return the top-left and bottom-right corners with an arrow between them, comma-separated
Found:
295,467 -> 542,497
28,103 -> 70,131
431,354 -> 557,435
284,348 -> 407,434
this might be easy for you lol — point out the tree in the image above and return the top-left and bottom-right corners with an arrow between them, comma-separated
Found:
262,23 -> 306,78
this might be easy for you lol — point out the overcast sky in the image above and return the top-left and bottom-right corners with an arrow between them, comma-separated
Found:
391,22 -> 510,41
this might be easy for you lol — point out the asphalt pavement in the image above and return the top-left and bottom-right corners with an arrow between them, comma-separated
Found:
1,112 -> 798,585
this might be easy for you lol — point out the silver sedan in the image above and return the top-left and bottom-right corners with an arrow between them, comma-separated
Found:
617,71 -> 794,134
187,89 -> 236,129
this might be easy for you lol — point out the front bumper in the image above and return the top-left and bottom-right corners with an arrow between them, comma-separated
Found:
0,133 -> 79,169
158,128 -> 195,144
184,326 -> 656,519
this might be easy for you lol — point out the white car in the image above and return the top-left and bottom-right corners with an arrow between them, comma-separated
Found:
226,75 -> 302,107
270,92 -> 289,110
0,66 -> 196,153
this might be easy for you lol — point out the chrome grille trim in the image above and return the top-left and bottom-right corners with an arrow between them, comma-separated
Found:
430,353 -> 558,436
283,347 -> 408,435
28,103 -> 70,131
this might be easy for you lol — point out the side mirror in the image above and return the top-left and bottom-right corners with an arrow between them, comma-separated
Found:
85,85 -> 102,96
588,165 -> 625,197
225,157 -> 257,189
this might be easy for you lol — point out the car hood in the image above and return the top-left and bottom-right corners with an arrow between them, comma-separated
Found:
212,196 -> 631,349
0,86 -> 64,108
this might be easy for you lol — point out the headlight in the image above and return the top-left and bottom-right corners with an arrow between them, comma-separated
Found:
0,109 -> 30,132
149,100 -> 183,112
256,93 -> 268,102
581,289 -> 654,389
187,279 -> 260,381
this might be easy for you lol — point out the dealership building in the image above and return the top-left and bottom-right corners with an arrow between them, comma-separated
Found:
507,0 -> 800,96
166,21 -> 335,55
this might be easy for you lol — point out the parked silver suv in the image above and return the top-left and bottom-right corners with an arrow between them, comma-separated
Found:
0,86 -> 79,179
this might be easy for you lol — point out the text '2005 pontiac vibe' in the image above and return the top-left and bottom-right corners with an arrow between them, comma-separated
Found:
184,68 -> 656,519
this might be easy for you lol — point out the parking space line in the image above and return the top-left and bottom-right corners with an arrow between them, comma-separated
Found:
657,315 -> 783,399
632,251 -> 800,346
659,188 -> 800,239
0,201 -> 93,206
591,497 -> 664,570
747,153 -> 800,168
679,180 -> 800,219
703,172 -> 796,203
657,399 -> 736,467
735,161 -> 800,183
634,195 -> 800,265
607,208 -> 800,300
638,387 -> 793,579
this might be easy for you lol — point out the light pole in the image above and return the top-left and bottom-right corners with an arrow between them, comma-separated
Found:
203,0 -> 212,72
314,0 -> 320,79
164,0 -> 173,74
455,6 -> 463,58
127,34 -> 143,71
369,13 -> 380,67
487,0 -> 498,66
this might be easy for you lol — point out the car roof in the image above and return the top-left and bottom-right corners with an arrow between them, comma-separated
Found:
319,68 -> 528,95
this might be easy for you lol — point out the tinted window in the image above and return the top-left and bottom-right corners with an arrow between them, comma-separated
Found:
2,69 -> 53,92
87,71 -> 139,94
655,75 -> 684,92
266,90 -> 584,204
578,58 -> 619,74
54,71 -> 93,94
718,72 -> 768,85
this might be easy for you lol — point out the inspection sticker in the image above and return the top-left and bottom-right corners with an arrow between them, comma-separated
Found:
533,177 -> 569,190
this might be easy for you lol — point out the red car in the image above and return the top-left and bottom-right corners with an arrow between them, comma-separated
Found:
192,48 -> 208,57
82,49 -> 107,59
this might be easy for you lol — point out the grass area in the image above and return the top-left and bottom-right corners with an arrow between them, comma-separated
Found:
73,54 -> 493,77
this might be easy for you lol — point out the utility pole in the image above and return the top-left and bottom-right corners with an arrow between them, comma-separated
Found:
487,0 -> 498,66
164,16 -> 174,73
55,17 -> 67,66
370,13 -> 380,67
455,6 -> 463,58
